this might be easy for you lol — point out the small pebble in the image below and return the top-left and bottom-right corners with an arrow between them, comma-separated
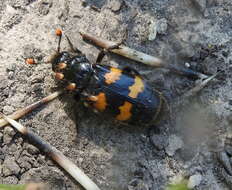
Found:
192,0 -> 207,13
151,134 -> 168,150
2,176 -> 19,184
2,158 -> 21,176
156,18 -> 168,34
3,105 -> 14,115
3,126 -> 15,144
185,62 -> 190,68
148,18 -> 168,41
108,0 -> 122,12
187,174 -> 202,189
217,151 -> 232,175
128,179 -> 149,190
26,144 -> 39,155
165,135 -> 183,156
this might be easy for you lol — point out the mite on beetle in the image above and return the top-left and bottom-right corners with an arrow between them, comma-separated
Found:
48,29 -> 167,125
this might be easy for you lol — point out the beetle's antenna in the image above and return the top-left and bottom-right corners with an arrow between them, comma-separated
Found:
65,34 -> 83,54
56,29 -> 63,53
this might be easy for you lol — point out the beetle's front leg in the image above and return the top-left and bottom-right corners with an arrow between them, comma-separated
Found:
95,38 -> 125,65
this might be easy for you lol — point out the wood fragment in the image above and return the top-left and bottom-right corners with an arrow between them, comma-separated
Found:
80,31 -> 209,79
0,91 -> 62,128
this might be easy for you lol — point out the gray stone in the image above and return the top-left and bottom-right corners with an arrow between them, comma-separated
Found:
2,175 -> 19,184
217,151 -> 232,175
157,18 -> 168,34
191,0 -> 207,13
26,144 -> 39,155
3,126 -> 15,144
2,158 -> 21,176
148,18 -> 168,41
108,0 -> 122,12
148,21 -> 158,41
3,105 -> 14,114
128,179 -> 149,190
150,134 -> 168,150
165,135 -> 183,156
187,174 -> 202,189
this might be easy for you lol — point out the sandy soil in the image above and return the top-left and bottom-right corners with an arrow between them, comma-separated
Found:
0,0 -> 232,189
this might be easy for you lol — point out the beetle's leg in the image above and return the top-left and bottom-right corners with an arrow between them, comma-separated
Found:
122,66 -> 141,76
95,49 -> 107,64
95,38 -> 125,65
65,34 -> 83,55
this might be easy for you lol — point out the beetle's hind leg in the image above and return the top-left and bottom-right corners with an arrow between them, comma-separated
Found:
152,91 -> 171,126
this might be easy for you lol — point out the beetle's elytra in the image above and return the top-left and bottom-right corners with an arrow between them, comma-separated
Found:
50,29 -> 166,125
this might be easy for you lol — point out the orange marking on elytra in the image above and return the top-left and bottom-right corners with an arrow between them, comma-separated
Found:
116,101 -> 132,121
93,93 -> 107,111
128,76 -> 144,98
104,68 -> 122,84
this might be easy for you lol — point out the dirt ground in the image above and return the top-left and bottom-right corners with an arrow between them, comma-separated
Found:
0,0 -> 232,189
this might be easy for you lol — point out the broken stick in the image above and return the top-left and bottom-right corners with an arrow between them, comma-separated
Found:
80,32 -> 208,79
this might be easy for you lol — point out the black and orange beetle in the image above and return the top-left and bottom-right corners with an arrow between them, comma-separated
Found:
49,29 -> 166,125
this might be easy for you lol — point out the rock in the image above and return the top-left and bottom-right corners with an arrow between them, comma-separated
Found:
26,144 -> 39,155
156,18 -> 168,35
128,179 -> 149,190
2,176 -> 19,184
3,105 -> 14,115
2,158 -> 21,176
108,0 -> 122,12
225,145 -> 232,156
191,0 -> 207,13
148,21 -> 158,41
217,151 -> 232,175
187,174 -> 202,189
150,134 -> 168,150
17,156 -> 32,171
148,18 -> 168,41
3,126 -> 15,144
165,135 -> 183,156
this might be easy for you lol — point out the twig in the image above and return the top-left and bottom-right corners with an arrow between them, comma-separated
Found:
181,73 -> 217,99
0,91 -> 62,128
80,31 -> 208,79
80,32 -> 163,67
0,114 -> 101,190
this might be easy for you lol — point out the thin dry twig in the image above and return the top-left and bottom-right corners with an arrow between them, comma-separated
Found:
0,91 -> 62,128
80,32 -> 163,67
80,31 -> 209,79
0,114 -> 101,190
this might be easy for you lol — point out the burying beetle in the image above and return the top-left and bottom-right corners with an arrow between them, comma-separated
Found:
50,29 -> 168,125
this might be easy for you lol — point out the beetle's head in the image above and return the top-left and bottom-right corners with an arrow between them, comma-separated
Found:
49,29 -> 92,91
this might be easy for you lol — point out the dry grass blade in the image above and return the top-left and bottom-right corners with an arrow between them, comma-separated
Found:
80,32 -> 208,79
0,114 -> 101,190
80,32 -> 163,67
181,73 -> 217,99
0,91 -> 62,128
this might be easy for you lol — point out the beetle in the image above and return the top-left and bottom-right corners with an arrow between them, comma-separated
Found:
49,29 -> 167,125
